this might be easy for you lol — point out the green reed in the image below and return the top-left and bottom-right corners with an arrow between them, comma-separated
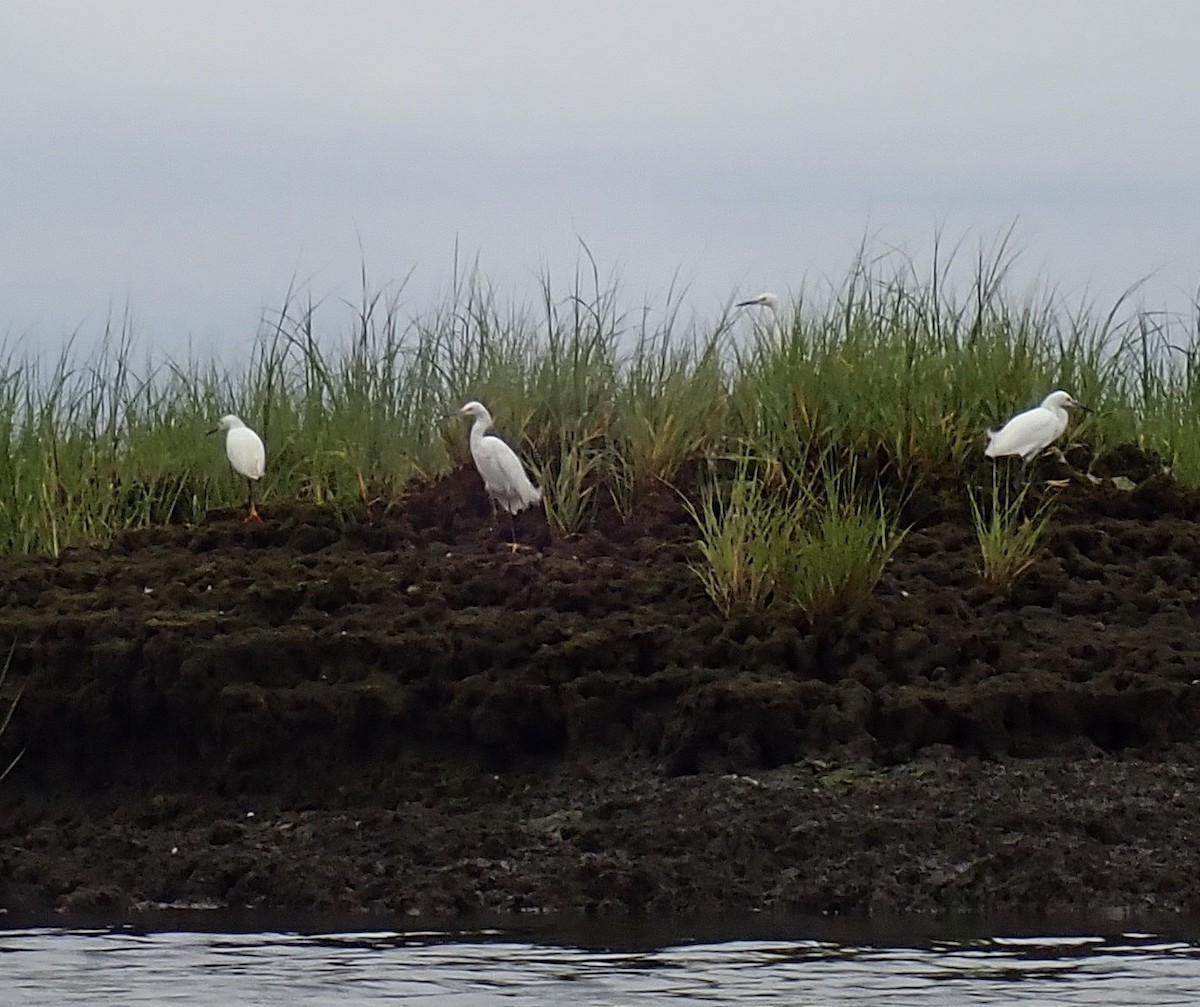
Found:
1,240 -> 1198,558
685,453 -> 905,621
968,472 -> 1056,589
684,453 -> 784,617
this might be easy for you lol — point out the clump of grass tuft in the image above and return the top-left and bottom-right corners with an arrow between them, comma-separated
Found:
776,463 -> 908,625
610,289 -> 728,511
968,473 -> 1055,587
686,454 -> 906,623
535,422 -> 606,538
684,454 -> 782,617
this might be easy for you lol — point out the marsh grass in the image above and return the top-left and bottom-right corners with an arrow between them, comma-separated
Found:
968,472 -> 1056,587
685,453 -> 905,621
1,240 -> 1198,558
775,463 -> 908,624
1113,311 -> 1200,484
730,240 -> 1122,483
684,454 -> 783,617
534,420 -> 606,538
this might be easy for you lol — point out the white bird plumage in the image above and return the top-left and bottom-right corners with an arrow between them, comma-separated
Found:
985,390 -> 1084,469
459,400 -> 541,549
736,291 -> 784,342
210,413 -> 266,522
735,291 -> 780,310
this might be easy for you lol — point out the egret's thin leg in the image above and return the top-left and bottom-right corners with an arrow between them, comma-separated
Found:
507,510 -> 519,553
488,497 -> 504,546
245,478 -> 262,524
1012,456 -> 1028,490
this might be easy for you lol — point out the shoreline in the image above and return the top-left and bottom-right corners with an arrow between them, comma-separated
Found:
3,468 -> 1200,919
4,751 -> 1199,920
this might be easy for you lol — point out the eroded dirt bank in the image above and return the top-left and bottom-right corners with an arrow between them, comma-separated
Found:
2,465 -> 1200,919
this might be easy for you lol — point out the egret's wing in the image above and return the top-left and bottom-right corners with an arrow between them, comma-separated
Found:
227,427 -> 266,479
473,435 -> 541,513
985,407 -> 1064,460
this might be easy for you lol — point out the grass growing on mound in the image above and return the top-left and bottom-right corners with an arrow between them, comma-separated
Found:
728,242 -> 1119,482
968,474 -> 1056,588
684,454 -> 784,616
1,239 -> 1198,557
534,420 -> 606,538
685,454 -> 906,622
774,465 -> 907,624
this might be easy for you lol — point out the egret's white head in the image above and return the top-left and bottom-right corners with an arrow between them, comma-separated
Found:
735,292 -> 780,309
208,414 -> 247,435
459,400 -> 492,421
1042,390 -> 1085,411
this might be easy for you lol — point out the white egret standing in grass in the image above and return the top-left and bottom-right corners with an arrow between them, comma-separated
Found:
736,291 -> 784,343
459,400 -> 542,551
209,414 -> 266,523
985,390 -> 1087,482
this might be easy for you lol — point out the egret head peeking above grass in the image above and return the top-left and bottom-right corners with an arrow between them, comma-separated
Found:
736,291 -> 784,342
459,400 -> 542,552
209,414 -> 266,523
735,291 -> 780,310
985,390 -> 1087,481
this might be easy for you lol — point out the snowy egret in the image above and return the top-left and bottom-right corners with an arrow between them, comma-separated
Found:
736,292 -> 784,342
459,400 -> 542,551
985,390 -> 1087,480
736,292 -> 780,310
208,414 -> 266,523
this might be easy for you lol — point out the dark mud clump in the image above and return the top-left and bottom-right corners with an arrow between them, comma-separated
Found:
4,456 -> 1200,919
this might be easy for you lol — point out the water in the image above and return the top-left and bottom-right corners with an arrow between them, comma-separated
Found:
3,918 -> 1199,1005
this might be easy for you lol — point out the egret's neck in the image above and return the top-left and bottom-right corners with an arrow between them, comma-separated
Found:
469,415 -> 492,447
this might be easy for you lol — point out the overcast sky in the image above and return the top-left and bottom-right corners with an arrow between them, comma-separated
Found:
4,2 -> 1199,358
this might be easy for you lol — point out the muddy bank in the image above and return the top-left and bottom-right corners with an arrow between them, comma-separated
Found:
2,464 -> 1200,919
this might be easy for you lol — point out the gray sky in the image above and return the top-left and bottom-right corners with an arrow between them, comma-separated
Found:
4,2 -> 1199,358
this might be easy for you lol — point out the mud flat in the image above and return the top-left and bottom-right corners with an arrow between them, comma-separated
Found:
2,465 -> 1200,920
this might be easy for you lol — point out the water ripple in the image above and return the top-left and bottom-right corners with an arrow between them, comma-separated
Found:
2,926 -> 1200,1005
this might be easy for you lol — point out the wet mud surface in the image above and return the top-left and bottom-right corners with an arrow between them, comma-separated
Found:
3,463 -> 1200,920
